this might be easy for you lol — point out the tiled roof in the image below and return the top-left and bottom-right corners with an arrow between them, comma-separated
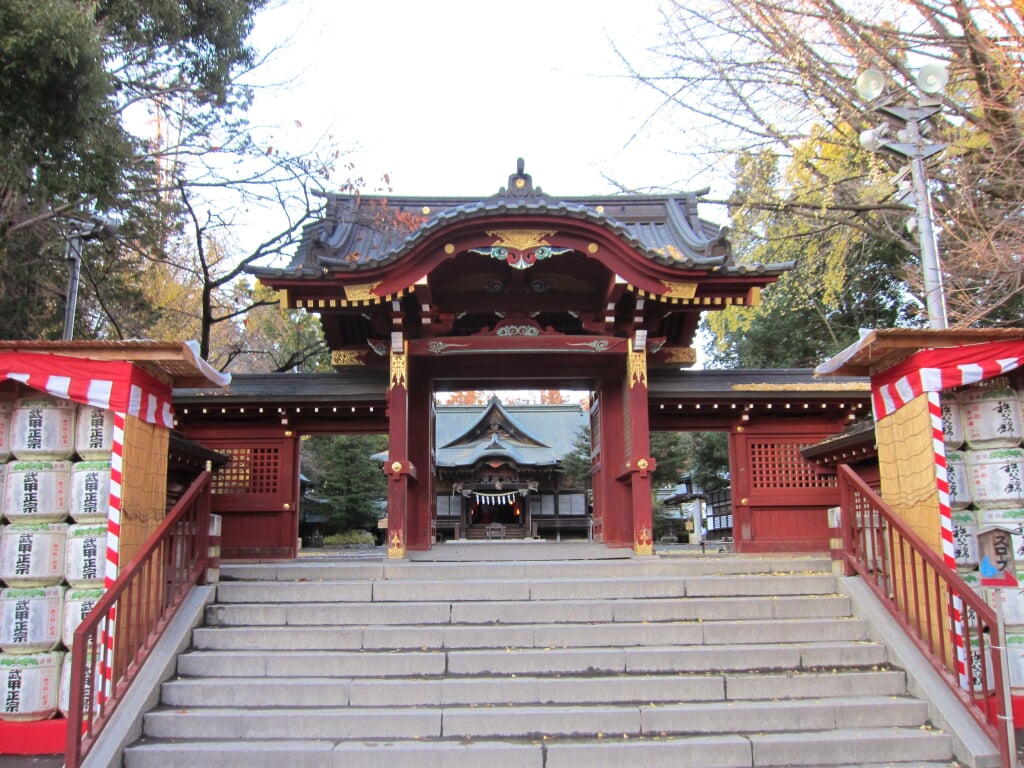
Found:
249,162 -> 791,281
435,400 -> 589,468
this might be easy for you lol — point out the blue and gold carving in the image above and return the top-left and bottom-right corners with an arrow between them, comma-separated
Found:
469,230 -> 572,270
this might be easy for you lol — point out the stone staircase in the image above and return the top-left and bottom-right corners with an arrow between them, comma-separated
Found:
466,522 -> 529,540
121,552 -> 966,768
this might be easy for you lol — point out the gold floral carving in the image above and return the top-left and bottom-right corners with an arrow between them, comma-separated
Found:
486,230 -> 558,251
388,528 -> 405,559
343,282 -> 381,302
628,341 -> 648,389
659,281 -> 699,300
390,351 -> 407,389
634,526 -> 653,556
331,350 -> 365,366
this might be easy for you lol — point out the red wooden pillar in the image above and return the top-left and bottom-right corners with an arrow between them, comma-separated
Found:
405,361 -> 432,551
623,340 -> 655,555
384,338 -> 416,558
592,375 -> 630,546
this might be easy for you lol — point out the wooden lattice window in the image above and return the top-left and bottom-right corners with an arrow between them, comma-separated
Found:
749,441 -> 836,489
211,446 -> 281,496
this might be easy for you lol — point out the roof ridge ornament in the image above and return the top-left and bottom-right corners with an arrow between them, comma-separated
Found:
496,157 -> 543,199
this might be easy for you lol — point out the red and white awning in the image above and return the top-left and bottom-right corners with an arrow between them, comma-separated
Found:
0,351 -> 175,427
870,339 -> 1024,419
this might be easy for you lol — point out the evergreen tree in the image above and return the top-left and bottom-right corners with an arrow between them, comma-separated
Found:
301,434 -> 388,535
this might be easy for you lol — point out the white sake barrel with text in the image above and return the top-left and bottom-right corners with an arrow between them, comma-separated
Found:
59,648 -> 95,718
941,393 -> 964,450
75,405 -> 114,460
62,588 -> 104,649
2,460 -> 71,522
1006,633 -> 1024,695
0,586 -> 64,654
967,448 -> 1024,509
65,524 -> 106,588
69,461 -> 111,523
10,397 -> 76,460
976,507 -> 1024,624
961,387 -> 1023,449
946,450 -> 972,511
952,509 -> 979,567
0,651 -> 63,721
0,523 -> 67,586
0,402 -> 12,461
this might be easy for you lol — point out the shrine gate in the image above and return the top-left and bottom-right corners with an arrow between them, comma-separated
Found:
175,162 -> 871,559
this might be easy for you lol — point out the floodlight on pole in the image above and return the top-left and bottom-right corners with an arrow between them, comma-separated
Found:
62,216 -> 118,341
855,69 -> 886,101
856,66 -> 949,330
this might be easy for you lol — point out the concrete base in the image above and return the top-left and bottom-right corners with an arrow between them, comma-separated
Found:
407,541 -> 634,562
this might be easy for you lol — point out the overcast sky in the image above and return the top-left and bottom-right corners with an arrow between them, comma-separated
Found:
247,0 -> 726,202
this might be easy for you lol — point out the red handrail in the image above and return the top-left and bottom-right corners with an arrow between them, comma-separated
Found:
837,464 -> 1012,768
64,470 -> 212,768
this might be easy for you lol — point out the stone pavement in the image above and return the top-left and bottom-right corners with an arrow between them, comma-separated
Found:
0,757 -> 63,768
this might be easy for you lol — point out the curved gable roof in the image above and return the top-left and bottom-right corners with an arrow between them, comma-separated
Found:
250,161 -> 791,285
440,396 -> 549,449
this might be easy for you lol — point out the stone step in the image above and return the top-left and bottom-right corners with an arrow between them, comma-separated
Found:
141,696 -> 931,741
218,554 -> 833,583
123,555 -> 970,768
124,730 -> 954,768
176,641 -> 888,679
212,572 -> 840,603
190,616 -> 870,651
161,670 -> 910,709
205,593 -> 852,627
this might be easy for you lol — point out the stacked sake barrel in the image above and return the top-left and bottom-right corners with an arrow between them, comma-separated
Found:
0,397 -> 112,723
943,380 -> 1024,693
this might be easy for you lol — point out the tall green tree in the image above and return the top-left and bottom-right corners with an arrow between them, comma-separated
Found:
301,434 -> 389,534
706,138 -> 914,368
0,0 -> 270,341
558,425 -> 593,494
651,431 -> 730,493
623,0 -> 1024,329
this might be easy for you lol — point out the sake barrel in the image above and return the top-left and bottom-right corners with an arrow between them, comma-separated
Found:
941,393 -> 964,450
10,397 -> 76,460
985,583 -> 1024,627
0,650 -> 63,721
959,568 -> 981,594
0,522 -> 67,586
1007,633 -> 1024,694
0,586 -> 64,654
946,450 -> 972,511
69,460 -> 111,523
62,588 -> 104,649
75,405 -> 114,460
0,402 -> 12,461
2,460 -> 71,522
967,448 -> 1024,509
65,524 -> 106,588
961,387 -> 1023,449
59,648 -> 95,718
952,509 -> 979,567
976,508 -> 1024,624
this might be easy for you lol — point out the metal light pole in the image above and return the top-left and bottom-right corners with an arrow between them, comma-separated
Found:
856,66 -> 950,330
61,217 -> 117,341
